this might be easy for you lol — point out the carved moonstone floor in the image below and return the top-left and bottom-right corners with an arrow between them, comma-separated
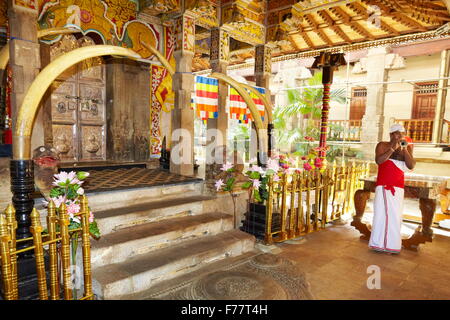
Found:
122,253 -> 314,300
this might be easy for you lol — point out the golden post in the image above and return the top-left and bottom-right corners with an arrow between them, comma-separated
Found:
30,208 -> 49,300
46,200 -> 60,300
80,195 -> 94,300
321,170 -> 329,228
265,175 -> 274,244
305,173 -> 312,233
296,171 -> 305,236
280,173 -> 289,241
58,203 -> 73,300
0,213 -> 14,300
288,174 -> 298,239
314,170 -> 321,231
5,204 -> 18,299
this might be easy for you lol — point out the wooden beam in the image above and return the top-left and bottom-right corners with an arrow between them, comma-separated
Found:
300,31 -> 316,49
346,2 -> 368,19
317,9 -> 353,44
305,13 -> 333,46
378,19 -> 400,36
330,6 -> 375,39
390,12 -> 428,31
349,20 -> 376,39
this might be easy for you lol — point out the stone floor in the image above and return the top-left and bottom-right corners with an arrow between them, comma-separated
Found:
274,221 -> 450,300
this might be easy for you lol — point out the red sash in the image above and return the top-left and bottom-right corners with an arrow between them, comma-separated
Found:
376,160 -> 404,195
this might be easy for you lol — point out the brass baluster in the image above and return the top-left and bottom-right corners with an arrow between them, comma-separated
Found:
47,201 -> 59,300
80,196 -> 93,300
321,169 -> 329,229
296,171 -> 304,236
30,208 -> 49,300
265,175 -> 274,244
280,173 -> 288,241
5,204 -> 18,299
288,174 -> 297,239
305,172 -> 312,233
330,160 -> 337,220
314,170 -> 320,231
0,213 -> 14,300
347,161 -> 356,215
58,203 -> 73,300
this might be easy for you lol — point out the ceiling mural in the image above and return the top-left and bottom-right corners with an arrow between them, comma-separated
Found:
37,0 -> 159,59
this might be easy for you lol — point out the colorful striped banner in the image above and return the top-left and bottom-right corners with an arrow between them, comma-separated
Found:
228,86 -> 265,123
194,76 -> 219,121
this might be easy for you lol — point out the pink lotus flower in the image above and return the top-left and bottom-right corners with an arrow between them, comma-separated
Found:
76,187 -> 84,195
89,211 -> 94,224
266,158 -> 280,173
220,162 -> 233,172
67,201 -> 80,215
53,171 -> 81,186
303,162 -> 313,171
215,179 -> 224,191
252,179 -> 261,189
51,195 -> 66,208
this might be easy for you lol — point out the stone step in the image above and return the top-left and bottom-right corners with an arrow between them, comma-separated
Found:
117,251 -> 260,300
92,229 -> 255,299
83,180 -> 204,212
91,212 -> 233,268
94,195 -> 214,235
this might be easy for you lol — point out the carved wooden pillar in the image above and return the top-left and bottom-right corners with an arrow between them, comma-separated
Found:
170,13 -> 195,176
205,28 -> 229,192
8,0 -> 40,251
255,45 -> 272,161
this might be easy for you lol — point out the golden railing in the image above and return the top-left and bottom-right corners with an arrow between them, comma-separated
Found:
310,120 -> 362,141
394,119 -> 434,143
0,195 -> 93,300
443,120 -> 450,144
264,161 -> 370,244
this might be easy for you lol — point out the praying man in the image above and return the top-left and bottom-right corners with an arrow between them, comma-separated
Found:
369,124 -> 415,254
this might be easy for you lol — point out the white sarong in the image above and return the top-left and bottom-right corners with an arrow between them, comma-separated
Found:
369,159 -> 409,253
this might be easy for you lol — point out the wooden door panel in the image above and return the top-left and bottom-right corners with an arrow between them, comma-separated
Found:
78,83 -> 106,124
52,124 -> 78,162
78,37 -> 105,83
79,125 -> 106,161
412,82 -> 437,119
350,88 -> 367,120
50,81 -> 78,123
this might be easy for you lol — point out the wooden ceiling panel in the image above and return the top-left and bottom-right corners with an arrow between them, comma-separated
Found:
191,0 -> 450,72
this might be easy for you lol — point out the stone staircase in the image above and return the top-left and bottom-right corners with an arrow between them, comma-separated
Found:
87,180 -> 256,300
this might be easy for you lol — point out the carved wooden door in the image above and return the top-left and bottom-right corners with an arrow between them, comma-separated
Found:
50,35 -> 106,162
412,82 -> 438,119
350,87 -> 367,120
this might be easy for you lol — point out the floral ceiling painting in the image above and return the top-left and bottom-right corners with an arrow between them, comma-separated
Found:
37,0 -> 159,58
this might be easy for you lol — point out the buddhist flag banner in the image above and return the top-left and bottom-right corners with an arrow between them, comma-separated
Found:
229,87 -> 247,122
228,86 -> 265,123
194,76 -> 219,120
